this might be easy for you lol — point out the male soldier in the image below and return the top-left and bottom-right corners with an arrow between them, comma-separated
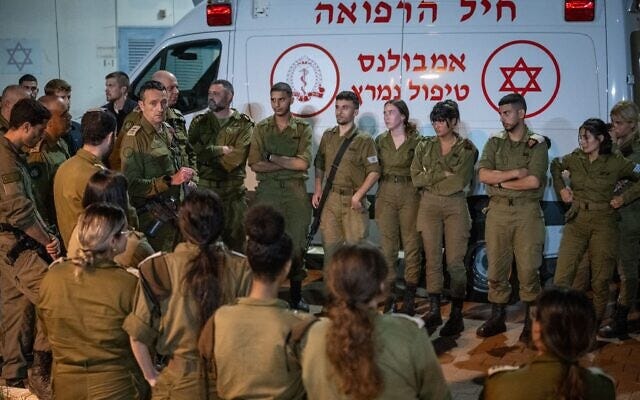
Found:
152,70 -> 198,173
120,80 -> 196,251
19,74 -> 39,99
27,96 -> 71,230
248,82 -> 312,310
0,85 -> 29,133
53,109 -> 117,248
599,101 -> 640,338
44,78 -> 82,155
312,90 -> 381,268
477,93 -> 548,343
0,98 -> 60,397
190,79 -> 252,253
103,71 -> 137,133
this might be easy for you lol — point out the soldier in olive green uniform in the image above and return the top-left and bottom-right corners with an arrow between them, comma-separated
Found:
38,204 -> 148,400
374,100 -> 422,314
53,109 -> 119,248
300,244 -> 451,400
249,82 -> 312,310
411,100 -> 478,336
0,85 -> 29,134
0,98 -> 61,395
120,81 -> 196,252
210,204 -> 310,399
481,288 -> 615,400
190,80 -> 253,253
152,70 -> 198,174
27,95 -> 72,229
552,118 -> 640,323
477,94 -> 548,342
110,108 -> 141,171
313,91 -> 381,267
599,101 -> 640,338
125,190 -> 252,399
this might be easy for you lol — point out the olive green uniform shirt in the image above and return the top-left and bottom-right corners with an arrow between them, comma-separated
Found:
27,135 -> 70,227
110,108 -> 141,171
0,135 -> 50,246
120,116 -> 181,208
375,130 -> 421,177
53,148 -> 106,247
301,314 -> 451,400
551,150 -> 640,205
189,109 -> 253,182
314,125 -> 381,188
38,258 -> 140,371
166,107 -> 198,173
248,115 -> 312,181
613,131 -> 640,206
123,242 -> 253,359
411,136 -> 478,195
478,127 -> 548,199
481,353 -> 615,400
214,297 -> 311,400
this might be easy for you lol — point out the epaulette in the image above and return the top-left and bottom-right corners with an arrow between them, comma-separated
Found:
527,133 -> 547,149
239,112 -> 254,125
389,313 -> 426,329
256,117 -> 271,127
126,125 -> 141,136
139,251 -> 164,265
487,364 -> 521,376
490,131 -> 507,139
292,116 -> 309,126
48,257 -> 67,270
170,107 -> 184,118
138,251 -> 172,300
462,138 -> 475,150
162,121 -> 175,134
191,113 -> 207,124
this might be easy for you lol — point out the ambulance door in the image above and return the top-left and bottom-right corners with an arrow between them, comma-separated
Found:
129,32 -> 231,119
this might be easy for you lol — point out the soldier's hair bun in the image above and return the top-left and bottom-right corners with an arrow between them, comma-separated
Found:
245,204 -> 286,245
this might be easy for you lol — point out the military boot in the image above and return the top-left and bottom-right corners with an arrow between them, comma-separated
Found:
289,280 -> 310,312
476,303 -> 507,338
440,298 -> 465,337
399,284 -> 417,316
28,350 -> 52,400
519,302 -> 533,346
423,294 -> 443,335
598,304 -> 630,339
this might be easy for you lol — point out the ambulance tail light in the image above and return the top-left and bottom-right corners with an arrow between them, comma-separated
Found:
565,0 -> 595,22
207,1 -> 232,26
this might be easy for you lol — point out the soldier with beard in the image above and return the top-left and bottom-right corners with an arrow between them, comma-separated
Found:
188,80 -> 253,252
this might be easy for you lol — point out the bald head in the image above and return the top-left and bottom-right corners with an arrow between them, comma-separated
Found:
152,70 -> 179,107
1,85 -> 30,121
38,95 -> 71,138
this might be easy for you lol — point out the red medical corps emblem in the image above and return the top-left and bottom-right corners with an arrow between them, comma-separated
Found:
271,43 -> 340,118
481,40 -> 560,118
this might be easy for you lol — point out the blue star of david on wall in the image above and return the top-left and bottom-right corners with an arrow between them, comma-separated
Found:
6,42 -> 33,71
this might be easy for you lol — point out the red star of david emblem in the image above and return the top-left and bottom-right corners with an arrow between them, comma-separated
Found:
499,57 -> 542,96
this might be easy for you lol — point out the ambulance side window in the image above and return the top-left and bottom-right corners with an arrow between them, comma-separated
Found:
130,39 -> 222,114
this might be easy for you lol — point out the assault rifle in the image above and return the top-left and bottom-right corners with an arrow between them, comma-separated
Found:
139,197 -> 179,238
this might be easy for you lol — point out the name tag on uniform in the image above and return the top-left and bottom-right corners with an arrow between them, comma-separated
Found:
367,155 -> 378,164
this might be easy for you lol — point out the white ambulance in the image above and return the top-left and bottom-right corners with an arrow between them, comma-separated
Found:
129,0 -> 640,298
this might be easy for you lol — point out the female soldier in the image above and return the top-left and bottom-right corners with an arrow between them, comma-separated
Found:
124,188 -> 252,398
552,118 -> 640,324
374,99 -> 422,314
211,205 -> 312,399
301,244 -> 451,400
67,169 -> 153,269
600,101 -> 640,338
410,100 -> 478,335
481,287 -> 615,400
38,203 -> 149,399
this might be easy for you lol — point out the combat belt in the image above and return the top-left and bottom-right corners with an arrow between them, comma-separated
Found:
0,223 -> 52,265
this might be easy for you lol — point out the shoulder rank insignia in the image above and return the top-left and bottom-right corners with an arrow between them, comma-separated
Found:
527,133 -> 547,149
488,364 -> 520,376
127,125 -> 141,136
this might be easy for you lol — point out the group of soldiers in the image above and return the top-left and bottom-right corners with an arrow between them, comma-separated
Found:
0,65 -> 639,397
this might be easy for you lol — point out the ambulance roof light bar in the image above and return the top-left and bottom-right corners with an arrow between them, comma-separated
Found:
207,0 -> 232,26
565,0 -> 595,22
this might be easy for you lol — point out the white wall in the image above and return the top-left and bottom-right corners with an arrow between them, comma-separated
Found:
0,0 -> 193,118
